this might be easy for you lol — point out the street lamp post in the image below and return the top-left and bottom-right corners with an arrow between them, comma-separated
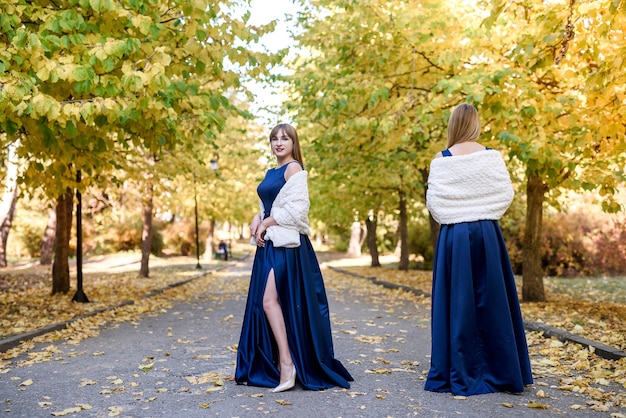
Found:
193,174 -> 201,270
193,154 -> 218,270
72,170 -> 89,303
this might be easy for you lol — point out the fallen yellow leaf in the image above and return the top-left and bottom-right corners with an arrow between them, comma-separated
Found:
138,362 -> 154,372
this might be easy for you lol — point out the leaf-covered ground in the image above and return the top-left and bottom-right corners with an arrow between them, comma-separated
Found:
323,258 -> 626,414
1,248 -> 625,414
0,253 -> 223,339
331,264 -> 626,351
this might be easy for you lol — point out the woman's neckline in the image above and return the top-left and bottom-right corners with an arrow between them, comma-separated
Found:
276,159 -> 296,168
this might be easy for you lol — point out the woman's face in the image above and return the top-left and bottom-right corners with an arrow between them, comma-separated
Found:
271,129 -> 294,160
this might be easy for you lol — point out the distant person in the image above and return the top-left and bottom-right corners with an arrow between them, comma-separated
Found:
235,123 -> 353,393
218,240 -> 228,261
424,104 -> 533,395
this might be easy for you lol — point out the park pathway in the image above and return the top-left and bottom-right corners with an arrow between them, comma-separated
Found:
0,255 -> 620,417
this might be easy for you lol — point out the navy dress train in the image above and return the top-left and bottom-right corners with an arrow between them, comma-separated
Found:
235,162 -> 353,390
424,149 -> 533,396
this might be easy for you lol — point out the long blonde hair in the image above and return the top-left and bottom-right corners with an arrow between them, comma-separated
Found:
269,123 -> 304,168
446,104 -> 481,148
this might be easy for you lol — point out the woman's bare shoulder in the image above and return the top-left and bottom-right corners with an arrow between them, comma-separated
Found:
284,161 -> 303,180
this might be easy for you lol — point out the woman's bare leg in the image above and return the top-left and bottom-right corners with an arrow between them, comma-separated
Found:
263,268 -> 294,384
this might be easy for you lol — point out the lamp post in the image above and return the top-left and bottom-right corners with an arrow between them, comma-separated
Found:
193,154 -> 218,270
193,174 -> 201,270
72,170 -> 89,303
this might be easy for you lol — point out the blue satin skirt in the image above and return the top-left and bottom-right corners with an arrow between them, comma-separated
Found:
235,235 -> 353,390
424,220 -> 533,395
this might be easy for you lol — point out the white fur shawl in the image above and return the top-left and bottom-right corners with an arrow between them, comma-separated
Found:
252,170 -> 311,248
426,150 -> 514,225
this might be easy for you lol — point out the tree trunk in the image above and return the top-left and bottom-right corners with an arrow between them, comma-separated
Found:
52,189 -> 73,294
139,182 -> 154,278
522,173 -> 547,302
0,143 -> 19,267
40,208 -> 56,265
398,189 -> 409,271
203,219 -> 216,262
365,216 -> 380,267
422,168 -> 440,250
347,221 -> 364,257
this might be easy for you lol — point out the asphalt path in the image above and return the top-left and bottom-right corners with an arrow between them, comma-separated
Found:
1,256 -> 624,417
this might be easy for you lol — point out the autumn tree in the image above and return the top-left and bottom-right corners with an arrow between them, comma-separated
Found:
475,0 -> 626,301
288,0 -> 625,296
0,0 -> 279,291
0,140 -> 19,267
287,0 -> 484,269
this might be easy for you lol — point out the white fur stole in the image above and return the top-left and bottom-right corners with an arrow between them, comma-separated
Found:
426,150 -> 514,225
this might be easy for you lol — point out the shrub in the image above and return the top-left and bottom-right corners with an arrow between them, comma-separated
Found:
407,219 -> 434,270
501,208 -> 625,278
590,220 -> 626,276
16,222 -> 44,258
540,211 -> 594,277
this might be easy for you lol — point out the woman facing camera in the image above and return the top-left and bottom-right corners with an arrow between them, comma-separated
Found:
235,123 -> 353,393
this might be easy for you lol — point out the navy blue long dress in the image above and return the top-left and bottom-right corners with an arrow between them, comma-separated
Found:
424,149 -> 533,396
235,162 -> 353,390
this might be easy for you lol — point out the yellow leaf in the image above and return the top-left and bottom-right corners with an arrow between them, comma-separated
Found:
52,407 -> 82,416
453,395 -> 467,400
199,403 -> 211,409
275,399 -> 292,406
139,362 -> 154,372
19,379 -> 33,386
527,402 -> 549,409
502,402 -> 514,408
107,406 -> 123,417
364,368 -> 391,374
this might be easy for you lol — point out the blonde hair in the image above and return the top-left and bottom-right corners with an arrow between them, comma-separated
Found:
446,104 -> 481,148
269,123 -> 304,168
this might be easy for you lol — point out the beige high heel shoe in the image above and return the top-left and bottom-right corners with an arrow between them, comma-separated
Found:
272,365 -> 296,393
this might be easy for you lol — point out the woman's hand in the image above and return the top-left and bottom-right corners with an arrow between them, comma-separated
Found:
253,216 -> 276,248
255,221 -> 267,247
250,214 -> 261,238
